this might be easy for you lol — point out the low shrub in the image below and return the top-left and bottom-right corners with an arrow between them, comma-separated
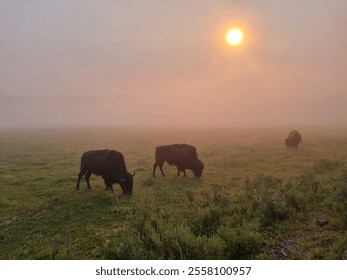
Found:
218,223 -> 264,259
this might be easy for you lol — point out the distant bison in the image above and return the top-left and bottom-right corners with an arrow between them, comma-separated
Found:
153,144 -> 204,177
76,149 -> 135,195
285,130 -> 302,149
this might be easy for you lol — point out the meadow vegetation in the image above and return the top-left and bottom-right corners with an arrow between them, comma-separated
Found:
0,126 -> 346,259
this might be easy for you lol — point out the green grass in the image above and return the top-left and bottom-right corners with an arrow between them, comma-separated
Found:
0,126 -> 346,259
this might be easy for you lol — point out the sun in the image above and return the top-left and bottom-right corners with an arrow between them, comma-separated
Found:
226,28 -> 244,46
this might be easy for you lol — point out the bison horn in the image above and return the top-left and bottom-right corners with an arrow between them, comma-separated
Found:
132,171 -> 136,177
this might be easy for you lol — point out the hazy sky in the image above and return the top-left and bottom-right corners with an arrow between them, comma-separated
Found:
1,0 -> 346,127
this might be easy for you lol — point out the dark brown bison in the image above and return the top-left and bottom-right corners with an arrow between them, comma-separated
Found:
153,144 -> 204,177
76,149 -> 135,195
285,130 -> 302,149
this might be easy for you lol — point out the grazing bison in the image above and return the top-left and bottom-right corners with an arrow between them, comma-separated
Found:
153,144 -> 204,177
285,130 -> 302,149
76,149 -> 135,195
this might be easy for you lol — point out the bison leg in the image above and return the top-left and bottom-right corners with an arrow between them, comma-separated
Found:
103,179 -> 109,191
153,160 -> 165,177
177,168 -> 187,177
76,170 -> 86,190
158,161 -> 166,176
103,178 -> 113,192
85,170 -> 92,189
152,162 -> 158,177
121,184 -> 127,194
120,183 -> 130,195
178,169 -> 187,177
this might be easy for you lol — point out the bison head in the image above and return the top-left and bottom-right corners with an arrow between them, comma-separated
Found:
285,138 -> 291,148
120,171 -> 135,196
192,160 -> 204,177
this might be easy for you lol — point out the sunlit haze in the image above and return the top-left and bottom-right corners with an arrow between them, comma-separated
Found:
0,0 -> 346,128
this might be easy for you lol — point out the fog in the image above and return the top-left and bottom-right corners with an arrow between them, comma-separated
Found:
1,0 -> 346,128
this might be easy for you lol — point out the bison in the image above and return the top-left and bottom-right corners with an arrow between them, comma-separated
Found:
76,149 -> 135,195
285,130 -> 302,149
153,144 -> 204,177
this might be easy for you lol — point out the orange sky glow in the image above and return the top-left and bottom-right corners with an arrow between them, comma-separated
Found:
0,0 -> 346,128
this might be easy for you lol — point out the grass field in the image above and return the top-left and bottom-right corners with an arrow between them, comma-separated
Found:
0,126 -> 346,259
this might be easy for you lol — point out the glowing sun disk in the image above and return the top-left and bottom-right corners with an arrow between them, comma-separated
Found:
226,28 -> 244,46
